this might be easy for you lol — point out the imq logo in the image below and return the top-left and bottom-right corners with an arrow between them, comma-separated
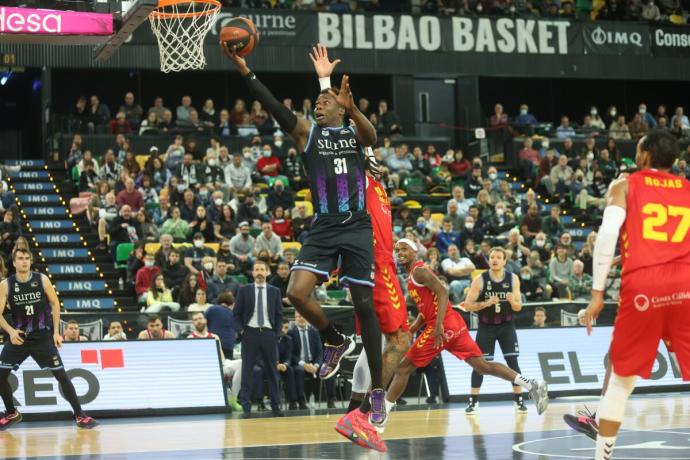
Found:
7,349 -> 124,407
591,26 -> 643,47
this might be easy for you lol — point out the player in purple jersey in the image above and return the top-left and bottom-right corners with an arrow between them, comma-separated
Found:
0,248 -> 97,429
222,43 -> 386,445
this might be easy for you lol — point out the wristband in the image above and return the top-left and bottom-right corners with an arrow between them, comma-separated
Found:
319,77 -> 331,91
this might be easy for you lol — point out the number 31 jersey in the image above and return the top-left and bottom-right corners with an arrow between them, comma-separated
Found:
621,169 -> 690,275
302,124 -> 367,215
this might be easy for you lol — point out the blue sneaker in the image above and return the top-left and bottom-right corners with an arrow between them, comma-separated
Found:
319,335 -> 355,379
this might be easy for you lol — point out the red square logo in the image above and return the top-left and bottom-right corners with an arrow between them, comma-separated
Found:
100,349 -> 124,369
81,349 -> 98,365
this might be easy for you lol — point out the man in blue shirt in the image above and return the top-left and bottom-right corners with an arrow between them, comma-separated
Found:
435,218 -> 461,257
513,104 -> 538,136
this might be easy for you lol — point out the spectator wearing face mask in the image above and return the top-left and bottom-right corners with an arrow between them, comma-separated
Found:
266,180 -> 294,212
513,103 -> 538,135
203,153 -> 227,193
638,103 -> 657,129
184,233 -> 216,275
458,215 -> 483,248
257,145 -> 281,179
282,147 -> 305,191
135,253 -> 161,302
588,106 -> 606,130
520,267 -> 544,302
488,201 -> 516,237
530,232 -> 552,262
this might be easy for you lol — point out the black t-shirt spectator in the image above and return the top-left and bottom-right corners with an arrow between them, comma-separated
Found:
183,246 -> 215,271
411,156 -> 431,176
237,202 -> 261,223
521,277 -> 542,301
464,177 -> 482,198
266,187 -> 295,211
292,216 -> 311,241
163,261 -> 189,288
108,216 -> 141,245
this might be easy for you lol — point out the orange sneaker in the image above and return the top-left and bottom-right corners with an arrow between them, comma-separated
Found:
335,409 -> 387,453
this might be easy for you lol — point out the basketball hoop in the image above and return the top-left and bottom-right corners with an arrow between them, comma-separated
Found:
149,0 -> 221,73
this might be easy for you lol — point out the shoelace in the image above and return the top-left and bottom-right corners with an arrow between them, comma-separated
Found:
576,405 -> 596,420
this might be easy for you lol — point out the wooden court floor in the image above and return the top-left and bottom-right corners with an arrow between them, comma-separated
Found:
1,393 -> 689,459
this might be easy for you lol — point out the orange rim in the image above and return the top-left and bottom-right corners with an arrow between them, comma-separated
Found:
151,0 -> 221,20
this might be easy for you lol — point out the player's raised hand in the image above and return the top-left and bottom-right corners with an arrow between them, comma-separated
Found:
329,75 -> 355,112
584,290 -> 605,336
309,43 -> 341,78
220,42 -> 250,75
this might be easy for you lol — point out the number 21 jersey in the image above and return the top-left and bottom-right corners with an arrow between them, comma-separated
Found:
7,272 -> 52,334
621,169 -> 690,275
302,124 -> 367,215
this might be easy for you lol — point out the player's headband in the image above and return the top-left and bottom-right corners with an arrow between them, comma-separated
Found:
396,238 -> 418,252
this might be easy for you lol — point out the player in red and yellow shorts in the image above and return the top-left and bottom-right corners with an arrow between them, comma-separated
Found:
347,172 -> 411,415
583,133 -> 690,460
372,240 -> 549,432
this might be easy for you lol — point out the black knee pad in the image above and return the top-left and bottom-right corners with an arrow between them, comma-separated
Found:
505,356 -> 521,375
471,370 -> 484,388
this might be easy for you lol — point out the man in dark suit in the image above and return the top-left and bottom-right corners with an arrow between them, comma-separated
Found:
288,311 -> 337,409
277,319 -> 298,410
233,260 -> 284,418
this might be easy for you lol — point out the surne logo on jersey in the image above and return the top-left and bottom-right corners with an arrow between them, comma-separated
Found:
316,138 -> 358,153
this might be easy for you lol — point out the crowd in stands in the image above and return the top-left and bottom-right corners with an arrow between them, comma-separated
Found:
221,0 -> 690,24
63,92 -> 690,320
69,92 -> 403,139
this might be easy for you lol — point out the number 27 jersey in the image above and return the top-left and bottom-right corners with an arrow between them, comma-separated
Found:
302,124 -> 367,215
621,169 -> 690,275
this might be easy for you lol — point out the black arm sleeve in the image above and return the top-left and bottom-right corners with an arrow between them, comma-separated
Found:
245,72 -> 298,134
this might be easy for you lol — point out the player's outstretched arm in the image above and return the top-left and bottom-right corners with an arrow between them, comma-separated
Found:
221,44 -> 311,151
586,177 -> 628,334
329,76 -> 377,147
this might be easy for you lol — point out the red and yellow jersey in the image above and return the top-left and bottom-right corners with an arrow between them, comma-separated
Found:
407,260 -> 466,330
621,169 -> 690,275
366,175 -> 394,261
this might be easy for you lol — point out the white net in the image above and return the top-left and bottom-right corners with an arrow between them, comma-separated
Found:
149,0 -> 221,73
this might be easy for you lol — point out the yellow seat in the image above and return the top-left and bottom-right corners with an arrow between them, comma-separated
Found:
403,200 -> 421,209
296,188 -> 311,200
471,269 -> 486,280
393,189 -> 407,197
294,201 -> 313,217
430,213 -> 445,228
205,243 -> 219,252
135,155 -> 149,171
282,241 -> 302,253
256,182 -> 269,190
145,243 -> 161,255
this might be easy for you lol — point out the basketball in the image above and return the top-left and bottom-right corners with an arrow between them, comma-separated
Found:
220,17 -> 259,58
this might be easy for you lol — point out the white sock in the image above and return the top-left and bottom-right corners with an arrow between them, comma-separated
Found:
513,374 -> 533,391
384,398 -> 395,413
595,435 -> 616,460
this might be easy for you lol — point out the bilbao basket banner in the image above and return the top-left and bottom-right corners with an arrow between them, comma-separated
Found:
442,326 -> 684,396
0,340 -> 226,414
